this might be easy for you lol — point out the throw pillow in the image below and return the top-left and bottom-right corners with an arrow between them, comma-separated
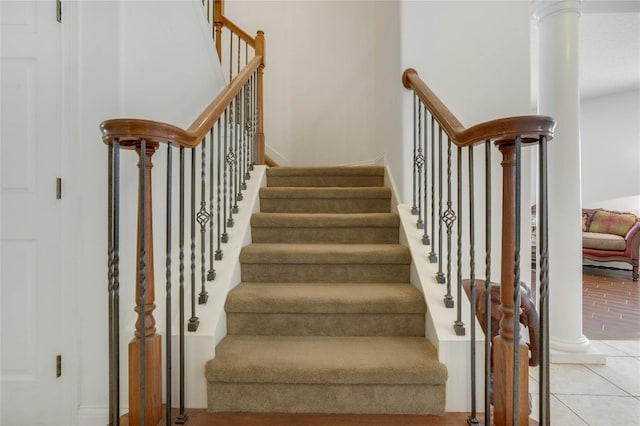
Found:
589,210 -> 637,237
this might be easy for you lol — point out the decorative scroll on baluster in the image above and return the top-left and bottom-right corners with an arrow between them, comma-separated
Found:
435,128 -> 445,284
198,140 -> 211,302
442,139 -> 456,308
411,95 -> 419,216
416,103 -> 425,229
188,149 -> 200,332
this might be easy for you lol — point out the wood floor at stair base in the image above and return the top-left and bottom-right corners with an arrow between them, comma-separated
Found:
207,382 -> 446,415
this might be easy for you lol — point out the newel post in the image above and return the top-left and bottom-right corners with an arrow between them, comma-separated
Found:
492,142 -> 529,426
129,142 -> 162,426
214,0 -> 223,62
255,30 -> 266,165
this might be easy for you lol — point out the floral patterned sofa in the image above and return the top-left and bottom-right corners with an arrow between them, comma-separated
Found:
582,208 -> 640,281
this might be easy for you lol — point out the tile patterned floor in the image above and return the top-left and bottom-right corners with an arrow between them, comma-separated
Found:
528,267 -> 640,425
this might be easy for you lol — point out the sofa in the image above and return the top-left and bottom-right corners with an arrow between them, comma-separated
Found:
582,208 -> 640,281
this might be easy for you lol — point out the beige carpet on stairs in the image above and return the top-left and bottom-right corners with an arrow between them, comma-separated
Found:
204,166 -> 447,415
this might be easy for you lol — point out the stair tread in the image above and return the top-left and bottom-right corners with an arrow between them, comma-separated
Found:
240,243 -> 411,264
205,335 -> 447,385
260,187 -> 391,199
267,166 -> 384,177
226,282 -> 426,314
251,212 -> 399,228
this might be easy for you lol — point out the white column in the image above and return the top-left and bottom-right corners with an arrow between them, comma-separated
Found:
532,0 -> 605,364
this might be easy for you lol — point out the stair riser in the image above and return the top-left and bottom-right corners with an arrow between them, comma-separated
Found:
227,313 -> 425,336
241,264 -> 410,283
207,382 -> 445,415
251,228 -> 399,244
260,199 -> 390,214
267,176 -> 384,187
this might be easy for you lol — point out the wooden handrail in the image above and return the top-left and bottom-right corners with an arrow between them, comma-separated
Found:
221,16 -> 255,47
101,55 -> 262,148
402,68 -> 556,145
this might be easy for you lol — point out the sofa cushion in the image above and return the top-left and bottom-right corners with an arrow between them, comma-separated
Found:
588,210 -> 637,237
582,232 -> 626,251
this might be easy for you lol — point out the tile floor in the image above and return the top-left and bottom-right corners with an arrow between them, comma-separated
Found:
529,340 -> 640,425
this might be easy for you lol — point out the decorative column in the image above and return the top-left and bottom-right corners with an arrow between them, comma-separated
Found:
532,0 -> 604,363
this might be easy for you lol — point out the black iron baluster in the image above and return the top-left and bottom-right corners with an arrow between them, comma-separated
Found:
411,95 -> 418,216
422,110 -> 430,246
538,136 -> 550,426
243,81 -> 250,185
468,145 -> 480,425
188,148 -> 200,331
108,140 -> 121,426
484,140 -> 492,426
208,126 -> 216,280
176,147 -> 188,424
512,135 -> 523,426
222,107 -> 230,242
164,145 -> 173,426
216,118 -> 224,257
435,127 -> 445,284
229,30 -> 233,81
238,86 -> 246,196
233,92 -> 241,211
454,145 -> 465,336
443,139 -> 456,307
416,102 -> 425,229
198,140 -> 210,303
138,139 -> 147,426
429,117 -> 437,263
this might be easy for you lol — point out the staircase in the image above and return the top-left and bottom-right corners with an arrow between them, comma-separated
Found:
205,166 -> 447,415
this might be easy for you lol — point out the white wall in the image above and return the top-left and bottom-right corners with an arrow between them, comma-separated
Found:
223,0 -> 399,167
399,1 -> 534,283
581,89 -> 640,208
64,1 -> 226,423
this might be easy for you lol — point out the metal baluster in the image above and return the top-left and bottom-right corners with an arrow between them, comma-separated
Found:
164,145 -> 173,426
208,126 -> 216,280
248,73 -> 255,170
512,135 -> 523,426
416,102 -> 424,229
138,139 -> 147,426
435,127 -> 445,284
422,110 -> 430,246
251,71 -> 257,168
468,145 -> 480,425
233,92 -> 241,211
108,140 -> 121,426
176,147 -> 188,424
484,140 -> 493,426
222,107 -> 230,242
229,31 -> 233,81
243,81 -> 250,185
227,98 -> 237,223
538,136 -> 550,426
443,139 -> 456,307
454,145 -> 465,336
411,95 -> 418,216
238,86 -> 247,195
429,117 -> 437,263
188,148 -> 200,331
198,140 -> 210,303
216,118 -> 224,256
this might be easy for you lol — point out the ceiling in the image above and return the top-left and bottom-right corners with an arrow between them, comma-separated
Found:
532,0 -> 640,102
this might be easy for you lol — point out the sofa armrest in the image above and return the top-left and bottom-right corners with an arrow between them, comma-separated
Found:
626,220 -> 640,259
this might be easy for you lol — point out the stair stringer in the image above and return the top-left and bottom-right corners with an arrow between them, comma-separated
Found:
166,165 -> 267,409
396,199 -> 486,413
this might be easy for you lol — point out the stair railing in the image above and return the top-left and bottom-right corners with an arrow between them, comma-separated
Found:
402,68 -> 555,426
103,6 -> 265,425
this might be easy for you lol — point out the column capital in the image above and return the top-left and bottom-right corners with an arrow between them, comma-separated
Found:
531,0 -> 582,23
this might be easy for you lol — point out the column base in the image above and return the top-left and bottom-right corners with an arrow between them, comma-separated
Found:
550,336 -> 605,364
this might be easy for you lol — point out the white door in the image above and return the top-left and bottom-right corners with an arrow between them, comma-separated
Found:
1,1 -> 72,424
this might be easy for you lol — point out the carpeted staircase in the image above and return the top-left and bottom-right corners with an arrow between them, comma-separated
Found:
205,166 -> 447,415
